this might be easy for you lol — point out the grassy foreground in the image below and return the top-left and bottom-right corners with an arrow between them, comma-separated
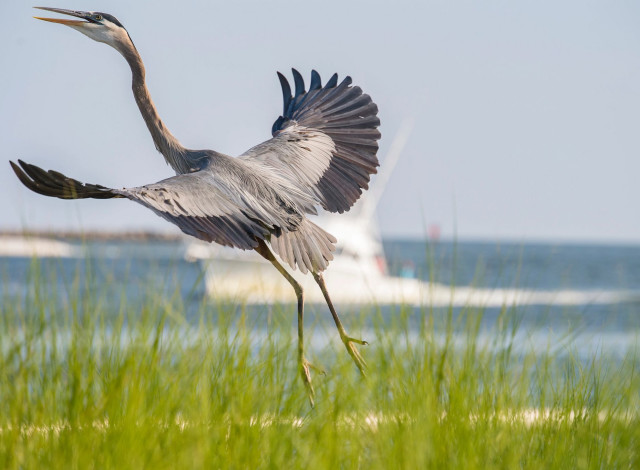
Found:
0,262 -> 639,469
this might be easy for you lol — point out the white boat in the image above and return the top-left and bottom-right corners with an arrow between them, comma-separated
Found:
185,121 -> 633,307
185,218 -> 632,307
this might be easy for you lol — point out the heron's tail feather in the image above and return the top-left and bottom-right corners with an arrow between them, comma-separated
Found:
270,218 -> 337,274
10,160 -> 123,200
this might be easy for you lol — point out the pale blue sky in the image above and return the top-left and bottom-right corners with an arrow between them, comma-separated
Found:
1,1 -> 639,242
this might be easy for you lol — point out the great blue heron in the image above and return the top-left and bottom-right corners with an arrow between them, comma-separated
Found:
11,7 -> 381,405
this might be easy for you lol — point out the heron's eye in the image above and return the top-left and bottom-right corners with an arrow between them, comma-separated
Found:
94,15 -> 103,21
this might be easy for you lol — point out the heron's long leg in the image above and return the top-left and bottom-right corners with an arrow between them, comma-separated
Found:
312,272 -> 367,375
254,239 -> 319,407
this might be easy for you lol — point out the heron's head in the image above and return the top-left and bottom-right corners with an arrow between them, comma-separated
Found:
34,7 -> 133,53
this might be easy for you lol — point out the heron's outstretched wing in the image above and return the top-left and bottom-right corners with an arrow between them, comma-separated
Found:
122,171 -> 277,249
10,159 -> 124,199
240,69 -> 381,214
10,159 -> 275,250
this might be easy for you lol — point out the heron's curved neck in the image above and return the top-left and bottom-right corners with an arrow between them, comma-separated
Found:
120,44 -> 193,174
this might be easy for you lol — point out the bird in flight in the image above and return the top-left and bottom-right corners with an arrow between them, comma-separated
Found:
11,7 -> 381,406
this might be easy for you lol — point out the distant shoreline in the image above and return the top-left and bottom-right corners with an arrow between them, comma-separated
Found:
0,230 -> 185,242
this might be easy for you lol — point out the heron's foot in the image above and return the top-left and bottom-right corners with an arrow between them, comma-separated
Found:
341,335 -> 368,376
300,357 -> 325,407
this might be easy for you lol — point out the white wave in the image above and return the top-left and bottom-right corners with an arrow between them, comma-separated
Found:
203,263 -> 637,307
0,236 -> 77,258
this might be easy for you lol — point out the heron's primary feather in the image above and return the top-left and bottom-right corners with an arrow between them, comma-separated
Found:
240,69 -> 381,214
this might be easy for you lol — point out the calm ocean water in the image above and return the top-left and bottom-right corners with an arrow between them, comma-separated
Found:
2,238 -> 639,359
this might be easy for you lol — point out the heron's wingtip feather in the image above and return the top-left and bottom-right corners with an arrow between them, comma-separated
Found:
310,70 -> 322,90
291,68 -> 305,98
325,73 -> 338,88
277,72 -> 292,115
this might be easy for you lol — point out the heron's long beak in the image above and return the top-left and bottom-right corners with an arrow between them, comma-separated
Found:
33,7 -> 93,26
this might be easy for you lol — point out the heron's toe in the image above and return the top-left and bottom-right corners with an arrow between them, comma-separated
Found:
300,357 -> 324,407
342,336 -> 368,375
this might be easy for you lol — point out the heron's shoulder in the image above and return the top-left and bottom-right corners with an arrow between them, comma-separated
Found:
189,151 -> 268,188
181,149 -> 316,217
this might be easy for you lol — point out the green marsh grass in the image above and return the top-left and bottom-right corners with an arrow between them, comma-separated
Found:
0,256 -> 639,469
